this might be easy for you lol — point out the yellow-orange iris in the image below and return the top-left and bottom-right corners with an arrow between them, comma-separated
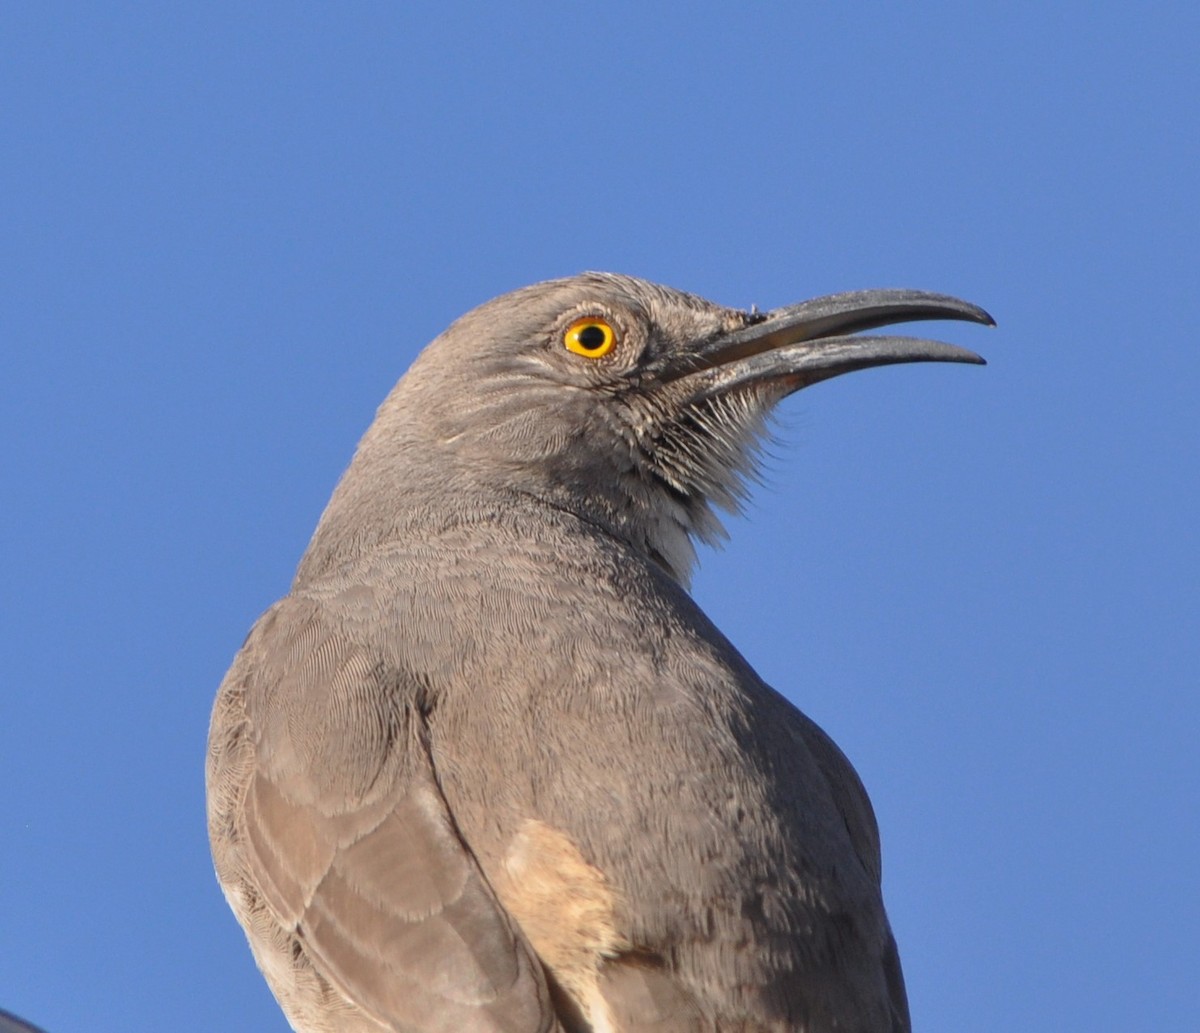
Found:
563,317 -> 617,359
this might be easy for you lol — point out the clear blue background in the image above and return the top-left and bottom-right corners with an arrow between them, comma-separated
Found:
2,5 -> 1196,1032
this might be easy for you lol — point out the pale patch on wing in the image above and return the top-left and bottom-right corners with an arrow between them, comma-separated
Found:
494,819 -> 626,1031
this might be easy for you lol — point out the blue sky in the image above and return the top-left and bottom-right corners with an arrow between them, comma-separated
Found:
2,4 -> 1196,1032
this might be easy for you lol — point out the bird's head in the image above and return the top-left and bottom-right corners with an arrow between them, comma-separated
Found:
318,273 -> 991,586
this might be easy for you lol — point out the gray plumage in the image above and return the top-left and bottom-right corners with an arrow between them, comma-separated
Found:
207,273 -> 990,1033
0,1009 -> 48,1033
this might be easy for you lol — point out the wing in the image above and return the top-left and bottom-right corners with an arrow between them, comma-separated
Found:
207,596 -> 555,1033
793,712 -> 911,1033
0,1009 -> 48,1033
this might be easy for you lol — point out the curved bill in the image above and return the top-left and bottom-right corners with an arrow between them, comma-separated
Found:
679,288 -> 992,398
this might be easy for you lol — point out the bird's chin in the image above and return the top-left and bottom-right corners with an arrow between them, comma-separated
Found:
623,382 -> 777,576
622,288 -> 992,582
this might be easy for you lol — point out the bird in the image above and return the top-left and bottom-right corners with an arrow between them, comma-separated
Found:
206,272 -> 991,1033
0,1011 -> 48,1033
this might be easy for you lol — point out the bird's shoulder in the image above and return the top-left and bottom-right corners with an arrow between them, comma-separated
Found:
206,590 -> 560,1033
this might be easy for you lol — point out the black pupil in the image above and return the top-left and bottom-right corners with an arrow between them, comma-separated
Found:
577,324 -> 607,351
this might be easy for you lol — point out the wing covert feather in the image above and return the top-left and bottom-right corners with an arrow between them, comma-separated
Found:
212,597 -> 554,1033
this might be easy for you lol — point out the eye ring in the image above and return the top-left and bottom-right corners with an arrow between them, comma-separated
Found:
563,317 -> 617,359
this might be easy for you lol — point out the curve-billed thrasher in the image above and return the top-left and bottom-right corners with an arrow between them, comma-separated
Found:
207,273 -> 990,1032
0,1009 -> 48,1033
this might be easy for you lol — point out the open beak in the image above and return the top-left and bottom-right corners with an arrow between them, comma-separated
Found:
680,288 -> 993,399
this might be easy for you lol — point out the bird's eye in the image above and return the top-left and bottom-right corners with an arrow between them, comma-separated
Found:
563,317 -> 617,359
